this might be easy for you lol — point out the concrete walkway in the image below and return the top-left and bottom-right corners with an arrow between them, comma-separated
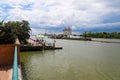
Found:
0,65 -> 22,80
0,66 -> 12,80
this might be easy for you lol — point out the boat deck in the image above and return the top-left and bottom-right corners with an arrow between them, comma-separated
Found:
0,65 -> 22,80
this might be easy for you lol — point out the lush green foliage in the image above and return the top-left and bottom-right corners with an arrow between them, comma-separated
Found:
0,20 -> 31,44
82,32 -> 120,39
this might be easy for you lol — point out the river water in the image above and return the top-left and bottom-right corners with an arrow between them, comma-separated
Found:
20,39 -> 120,80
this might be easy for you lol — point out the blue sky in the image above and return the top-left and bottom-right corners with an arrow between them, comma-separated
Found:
0,0 -> 120,34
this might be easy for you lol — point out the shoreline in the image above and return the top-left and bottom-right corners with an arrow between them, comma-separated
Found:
58,38 -> 120,44
91,40 -> 120,44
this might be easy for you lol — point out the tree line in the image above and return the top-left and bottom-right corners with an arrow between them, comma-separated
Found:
82,32 -> 120,39
0,20 -> 31,44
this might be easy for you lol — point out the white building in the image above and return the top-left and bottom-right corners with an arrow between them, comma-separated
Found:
63,27 -> 72,38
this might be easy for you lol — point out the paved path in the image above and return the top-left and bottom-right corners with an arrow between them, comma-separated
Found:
0,66 -> 22,80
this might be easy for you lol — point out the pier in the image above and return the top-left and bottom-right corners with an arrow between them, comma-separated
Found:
20,38 -> 63,51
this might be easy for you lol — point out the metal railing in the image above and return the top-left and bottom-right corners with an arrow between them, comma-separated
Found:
12,46 -> 18,80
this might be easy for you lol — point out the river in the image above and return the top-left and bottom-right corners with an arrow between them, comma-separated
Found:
20,39 -> 120,80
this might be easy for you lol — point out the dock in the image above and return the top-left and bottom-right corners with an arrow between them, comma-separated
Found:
44,46 -> 63,50
20,45 -> 43,51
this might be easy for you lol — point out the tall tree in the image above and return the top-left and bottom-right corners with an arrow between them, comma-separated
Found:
0,20 -> 31,44
18,20 -> 31,44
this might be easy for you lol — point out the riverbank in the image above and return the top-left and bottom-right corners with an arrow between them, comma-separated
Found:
92,40 -> 120,43
61,37 -> 91,41
91,38 -> 120,44
60,37 -> 120,44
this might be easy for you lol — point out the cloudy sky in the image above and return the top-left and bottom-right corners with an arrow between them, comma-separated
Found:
0,0 -> 120,34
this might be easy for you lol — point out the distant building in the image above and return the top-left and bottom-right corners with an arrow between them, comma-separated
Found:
63,27 -> 72,38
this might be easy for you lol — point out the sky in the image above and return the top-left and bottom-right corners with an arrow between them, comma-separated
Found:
0,0 -> 120,34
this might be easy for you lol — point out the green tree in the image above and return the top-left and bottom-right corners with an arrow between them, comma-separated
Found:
18,20 -> 31,44
0,20 -> 31,44
82,32 -> 120,39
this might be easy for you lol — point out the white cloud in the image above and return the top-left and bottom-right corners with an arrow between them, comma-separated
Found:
31,28 -> 46,35
92,22 -> 120,28
0,0 -> 120,34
